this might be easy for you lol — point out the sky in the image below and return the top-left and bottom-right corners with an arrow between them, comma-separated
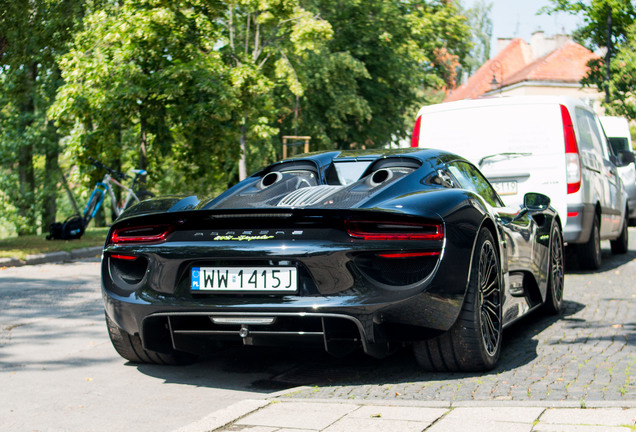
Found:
462,0 -> 585,57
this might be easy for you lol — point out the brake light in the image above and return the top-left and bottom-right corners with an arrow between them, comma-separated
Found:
411,115 -> 422,147
561,105 -> 581,194
108,224 -> 173,245
377,251 -> 440,258
111,254 -> 139,260
346,220 -> 444,241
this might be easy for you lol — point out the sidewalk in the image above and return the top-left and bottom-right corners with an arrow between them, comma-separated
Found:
175,394 -> 636,432
0,246 -> 102,268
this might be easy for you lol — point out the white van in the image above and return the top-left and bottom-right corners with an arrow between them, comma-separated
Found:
411,96 -> 630,270
600,116 -> 636,225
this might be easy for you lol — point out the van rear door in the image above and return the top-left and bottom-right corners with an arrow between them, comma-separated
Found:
414,101 -> 567,222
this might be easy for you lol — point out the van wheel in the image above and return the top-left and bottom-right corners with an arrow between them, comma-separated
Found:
413,228 -> 502,372
578,214 -> 601,270
610,214 -> 628,254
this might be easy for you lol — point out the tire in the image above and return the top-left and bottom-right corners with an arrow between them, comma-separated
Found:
413,228 -> 502,372
105,313 -> 196,365
542,223 -> 564,315
125,190 -> 155,210
610,213 -> 628,254
578,213 -> 601,270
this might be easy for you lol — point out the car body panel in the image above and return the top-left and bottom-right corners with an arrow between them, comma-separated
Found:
102,149 -> 559,360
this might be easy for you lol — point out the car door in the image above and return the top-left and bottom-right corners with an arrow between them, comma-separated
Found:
575,107 -> 623,237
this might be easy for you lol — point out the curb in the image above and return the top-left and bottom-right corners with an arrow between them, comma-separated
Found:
0,246 -> 102,268
171,397 -> 636,432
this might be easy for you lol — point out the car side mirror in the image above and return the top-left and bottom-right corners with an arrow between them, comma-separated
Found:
616,150 -> 636,167
523,192 -> 550,211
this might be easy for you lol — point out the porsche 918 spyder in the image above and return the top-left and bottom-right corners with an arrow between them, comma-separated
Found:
102,148 -> 564,371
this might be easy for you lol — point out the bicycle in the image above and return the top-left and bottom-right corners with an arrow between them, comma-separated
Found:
83,157 -> 154,225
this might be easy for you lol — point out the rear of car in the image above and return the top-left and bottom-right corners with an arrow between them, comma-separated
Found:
411,96 -> 628,269
101,151 -> 474,361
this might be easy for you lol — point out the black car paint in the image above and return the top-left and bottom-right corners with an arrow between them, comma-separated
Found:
102,148 -> 559,359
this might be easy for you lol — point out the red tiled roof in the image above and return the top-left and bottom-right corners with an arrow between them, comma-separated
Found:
444,39 -> 599,102
504,41 -> 598,86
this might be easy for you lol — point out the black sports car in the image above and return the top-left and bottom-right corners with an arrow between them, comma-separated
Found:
102,148 -> 564,371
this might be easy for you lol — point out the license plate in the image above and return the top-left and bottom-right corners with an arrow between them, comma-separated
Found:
492,180 -> 518,196
191,267 -> 297,292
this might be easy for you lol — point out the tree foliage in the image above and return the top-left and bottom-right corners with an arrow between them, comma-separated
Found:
2,0 -> 471,236
0,0 -> 85,235
277,0 -> 471,149
543,0 -> 636,119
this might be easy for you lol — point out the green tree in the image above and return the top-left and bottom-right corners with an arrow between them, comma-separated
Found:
52,1 -> 238,197
543,0 -> 635,109
276,0 -> 471,150
0,0 -> 85,235
584,20 -> 636,120
462,0 -> 493,78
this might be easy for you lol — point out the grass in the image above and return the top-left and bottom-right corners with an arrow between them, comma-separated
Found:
0,227 -> 109,261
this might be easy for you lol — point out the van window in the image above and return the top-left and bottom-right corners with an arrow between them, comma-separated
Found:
447,161 -> 503,207
575,108 -> 605,156
609,137 -> 631,153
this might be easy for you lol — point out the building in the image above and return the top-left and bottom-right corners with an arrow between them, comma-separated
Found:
444,31 -> 603,111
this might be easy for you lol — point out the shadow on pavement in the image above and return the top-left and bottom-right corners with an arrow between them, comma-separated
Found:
132,300 -> 586,392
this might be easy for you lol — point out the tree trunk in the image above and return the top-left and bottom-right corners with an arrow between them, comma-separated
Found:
16,62 -> 38,236
41,123 -> 60,230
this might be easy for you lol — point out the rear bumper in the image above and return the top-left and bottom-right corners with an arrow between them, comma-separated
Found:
102,277 -> 462,359
564,203 -> 595,244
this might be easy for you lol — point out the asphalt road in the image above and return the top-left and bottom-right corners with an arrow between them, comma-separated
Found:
1,230 -> 634,431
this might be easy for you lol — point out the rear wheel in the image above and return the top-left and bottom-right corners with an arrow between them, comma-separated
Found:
610,212 -> 628,254
413,228 -> 502,372
542,223 -> 564,315
578,213 -> 601,270
105,313 -> 196,365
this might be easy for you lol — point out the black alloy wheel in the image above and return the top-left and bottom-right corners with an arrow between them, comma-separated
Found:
478,238 -> 501,357
413,228 -> 502,371
543,223 -> 564,315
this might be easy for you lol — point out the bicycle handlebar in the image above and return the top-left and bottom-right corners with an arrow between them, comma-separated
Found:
87,157 -> 134,181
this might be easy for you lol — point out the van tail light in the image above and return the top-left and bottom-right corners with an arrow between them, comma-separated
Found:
108,224 -> 173,245
345,220 -> 444,241
561,105 -> 581,194
411,115 -> 422,147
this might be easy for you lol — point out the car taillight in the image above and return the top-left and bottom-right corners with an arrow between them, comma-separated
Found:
561,105 -> 581,194
108,224 -> 173,245
411,115 -> 422,147
346,220 -> 444,241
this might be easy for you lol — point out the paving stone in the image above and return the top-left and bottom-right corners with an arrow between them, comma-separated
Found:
235,402 -> 357,430
539,407 -> 636,426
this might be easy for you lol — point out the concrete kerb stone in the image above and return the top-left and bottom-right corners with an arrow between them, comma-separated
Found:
170,397 -> 636,432
25,250 -> 72,265
70,246 -> 103,259
171,399 -> 271,432
1,246 -> 102,268
0,257 -> 24,267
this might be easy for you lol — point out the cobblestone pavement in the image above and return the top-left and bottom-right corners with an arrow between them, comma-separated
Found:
262,238 -> 636,404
